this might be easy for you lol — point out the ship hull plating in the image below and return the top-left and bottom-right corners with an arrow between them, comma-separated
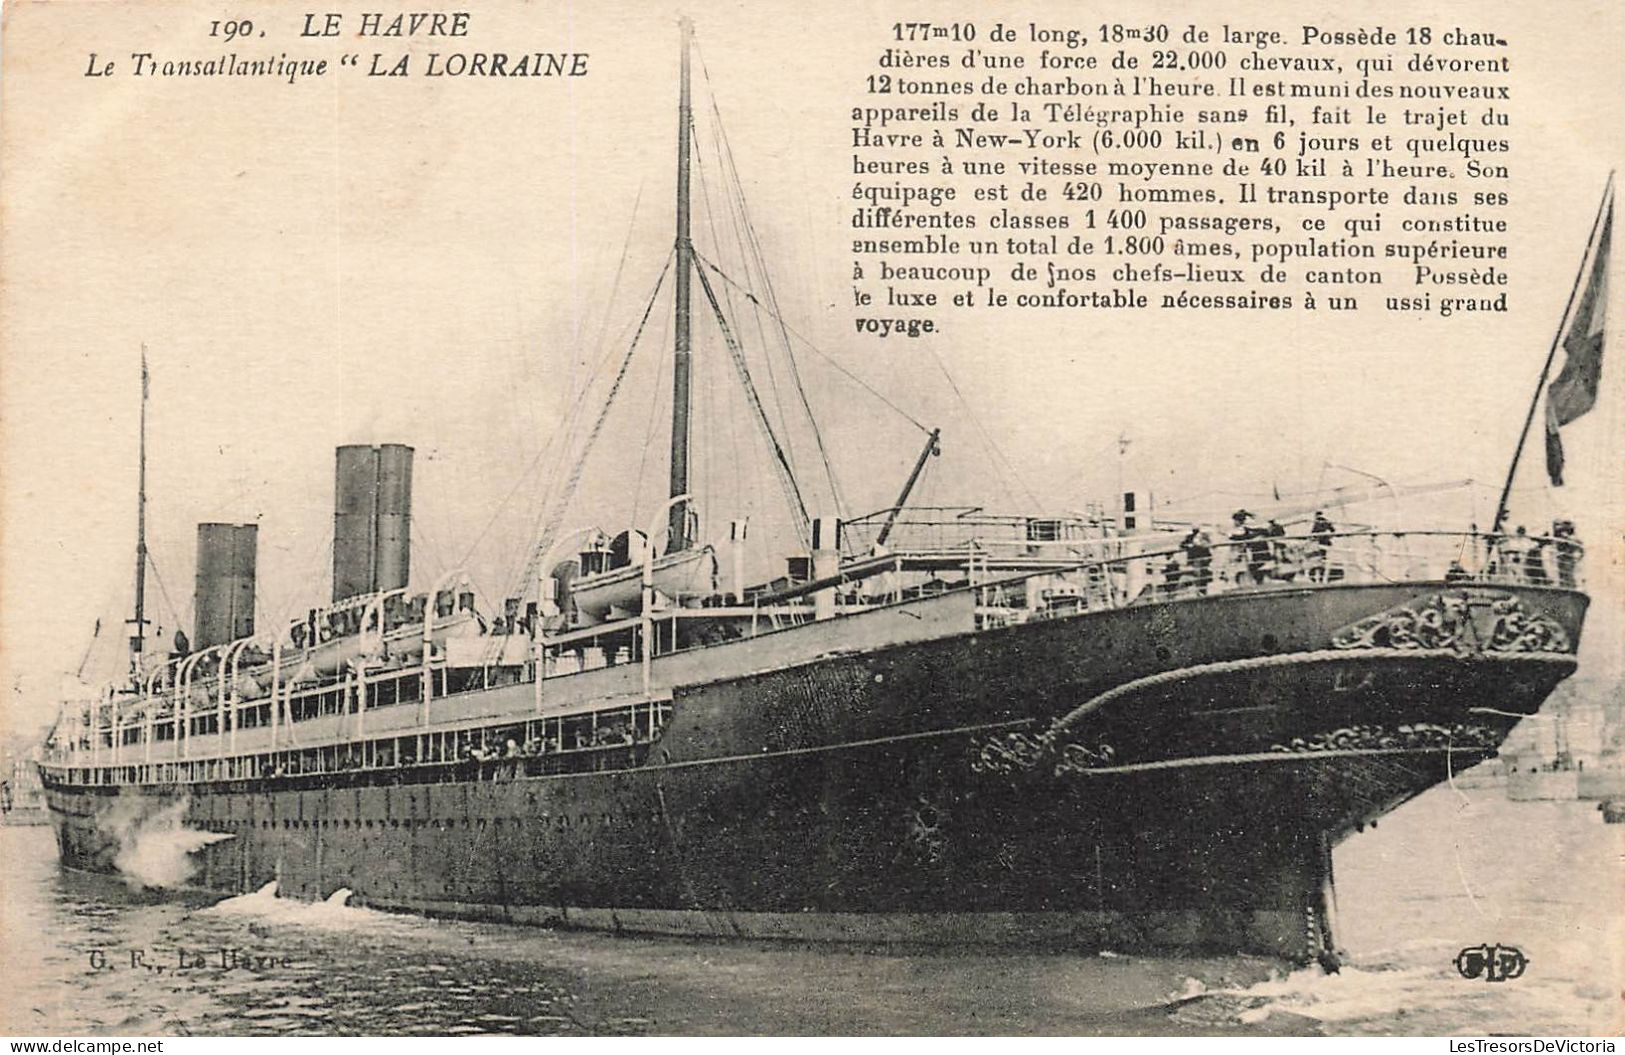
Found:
44,581 -> 1585,961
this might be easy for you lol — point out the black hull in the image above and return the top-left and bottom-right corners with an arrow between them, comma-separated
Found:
44,581 -> 1585,961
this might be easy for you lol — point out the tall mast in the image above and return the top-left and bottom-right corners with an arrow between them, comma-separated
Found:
667,16 -> 695,553
129,346 -> 149,685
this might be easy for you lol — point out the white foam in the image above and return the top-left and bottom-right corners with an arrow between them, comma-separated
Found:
1211,961 -> 1605,1032
107,797 -> 234,889
206,880 -> 283,914
203,882 -> 392,932
1173,976 -> 1208,1001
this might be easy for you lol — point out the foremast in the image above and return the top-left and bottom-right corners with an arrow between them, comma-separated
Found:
128,346 -> 150,689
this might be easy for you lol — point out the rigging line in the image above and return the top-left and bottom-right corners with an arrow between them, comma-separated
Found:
725,157 -> 835,520
537,182 -> 649,448
586,181 -> 647,368
484,255 -> 676,592
924,344 -> 1040,510
75,583 -> 127,679
256,533 -> 335,652
714,158 -> 796,486
509,253 -> 677,597
500,307 -> 659,595
468,404 -> 580,590
142,552 -> 183,635
695,254 -> 928,433
690,79 -> 806,501
409,516 -> 448,581
705,82 -> 848,522
261,536 -> 310,638
521,206 -> 666,535
631,317 -> 673,525
694,264 -> 812,549
693,114 -> 805,505
723,337 -> 746,528
539,229 -> 676,459
455,430 -> 564,572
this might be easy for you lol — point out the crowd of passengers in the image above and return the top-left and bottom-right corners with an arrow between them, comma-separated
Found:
1155,511 -> 1580,598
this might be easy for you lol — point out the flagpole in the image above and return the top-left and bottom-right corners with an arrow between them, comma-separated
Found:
1490,174 -> 1614,535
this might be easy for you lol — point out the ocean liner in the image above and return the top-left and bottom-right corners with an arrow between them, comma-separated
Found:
40,24 -> 1609,964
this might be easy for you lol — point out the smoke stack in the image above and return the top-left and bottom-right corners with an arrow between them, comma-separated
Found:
194,523 -> 257,650
332,444 -> 413,602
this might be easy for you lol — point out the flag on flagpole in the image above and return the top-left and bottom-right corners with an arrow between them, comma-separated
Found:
1545,191 -> 1612,486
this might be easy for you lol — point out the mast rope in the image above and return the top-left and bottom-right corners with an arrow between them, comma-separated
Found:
631,322 -> 673,524
481,265 -> 671,594
694,254 -> 929,434
692,108 -> 808,520
410,516 -> 449,581
694,264 -> 812,549
924,345 -> 1040,510
699,50 -> 849,523
466,186 -> 653,591
506,253 -> 675,597
142,553 -> 184,640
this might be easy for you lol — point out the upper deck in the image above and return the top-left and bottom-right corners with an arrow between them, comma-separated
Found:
41,518 -> 1584,786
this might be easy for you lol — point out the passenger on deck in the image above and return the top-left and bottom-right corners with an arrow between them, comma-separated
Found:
1552,519 -> 1580,587
1307,512 -> 1336,582
1179,528 -> 1213,595
1310,511 -> 1335,546
1231,510 -> 1269,584
1160,557 -> 1183,598
1265,519 -> 1289,578
1499,526 -> 1538,582
1525,532 -> 1550,586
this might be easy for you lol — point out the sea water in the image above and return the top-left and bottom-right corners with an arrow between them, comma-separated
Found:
2,782 -> 1619,1036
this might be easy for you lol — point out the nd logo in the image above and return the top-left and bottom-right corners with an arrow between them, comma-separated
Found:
1454,944 -> 1529,983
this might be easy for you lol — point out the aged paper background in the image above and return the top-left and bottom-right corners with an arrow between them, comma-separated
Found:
1,0 -> 1621,1037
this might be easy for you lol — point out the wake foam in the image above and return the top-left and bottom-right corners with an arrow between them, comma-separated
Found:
1181,959 -> 1606,1033
1212,963 -> 1442,1025
205,882 -> 390,930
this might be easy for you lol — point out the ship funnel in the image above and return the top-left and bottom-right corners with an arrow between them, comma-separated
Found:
332,444 -> 414,603
194,523 -> 257,651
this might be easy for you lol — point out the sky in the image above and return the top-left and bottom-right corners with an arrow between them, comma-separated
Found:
2,0 -> 1623,733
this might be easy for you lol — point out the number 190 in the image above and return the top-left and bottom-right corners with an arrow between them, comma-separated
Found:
209,19 -> 255,41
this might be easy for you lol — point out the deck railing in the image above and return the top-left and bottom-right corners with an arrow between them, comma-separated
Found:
972,530 -> 1584,627
42,527 -> 1582,769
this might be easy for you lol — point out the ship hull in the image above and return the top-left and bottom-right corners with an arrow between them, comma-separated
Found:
44,580 -> 1585,961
